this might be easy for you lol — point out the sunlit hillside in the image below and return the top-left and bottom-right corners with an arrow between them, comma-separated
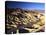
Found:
5,8 -> 45,34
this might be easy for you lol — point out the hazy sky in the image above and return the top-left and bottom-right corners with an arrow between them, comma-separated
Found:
6,1 -> 45,10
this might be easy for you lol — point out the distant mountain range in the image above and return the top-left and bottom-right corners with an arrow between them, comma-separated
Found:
6,8 -> 45,14
31,10 -> 45,13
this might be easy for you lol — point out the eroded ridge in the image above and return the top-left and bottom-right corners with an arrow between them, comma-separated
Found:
6,8 -> 45,33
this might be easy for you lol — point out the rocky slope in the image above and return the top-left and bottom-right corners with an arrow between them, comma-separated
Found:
5,8 -> 45,34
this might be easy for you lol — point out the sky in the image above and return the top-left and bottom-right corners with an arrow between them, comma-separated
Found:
5,1 -> 45,10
